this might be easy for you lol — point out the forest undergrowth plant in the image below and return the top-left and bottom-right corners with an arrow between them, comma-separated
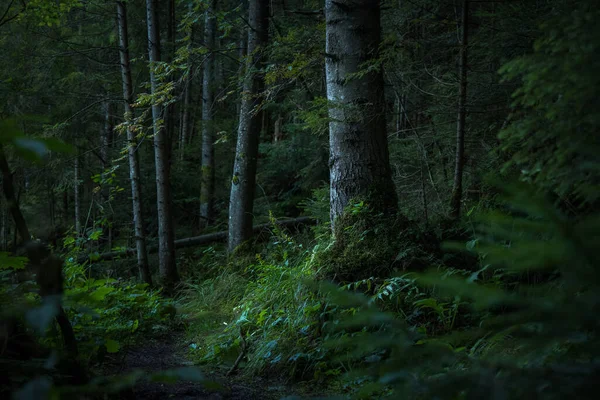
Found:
1,240 -> 194,398
324,183 -> 600,399
185,232 -> 335,379
60,235 -> 180,361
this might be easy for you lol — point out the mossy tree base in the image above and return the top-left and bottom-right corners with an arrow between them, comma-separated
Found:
317,201 -> 410,282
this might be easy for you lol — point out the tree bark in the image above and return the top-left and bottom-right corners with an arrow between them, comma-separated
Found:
235,22 -> 248,122
101,102 -> 111,172
74,154 -> 81,236
165,0 -> 176,168
324,0 -> 398,233
117,1 -> 152,285
450,0 -> 469,220
0,198 -> 6,251
146,0 -> 179,290
180,75 -> 192,161
101,101 -> 113,248
189,83 -> 203,145
0,146 -> 30,242
228,0 -> 269,252
200,0 -> 217,229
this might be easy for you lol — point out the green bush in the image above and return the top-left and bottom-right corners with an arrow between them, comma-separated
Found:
326,184 -> 600,399
184,232 -> 334,379
0,235 -> 181,397
499,1 -> 600,206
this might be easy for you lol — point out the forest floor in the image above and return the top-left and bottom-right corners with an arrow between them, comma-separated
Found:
104,330 -> 321,399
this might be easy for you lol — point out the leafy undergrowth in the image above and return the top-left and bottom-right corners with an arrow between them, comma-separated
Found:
179,231 -> 328,379
63,236 -> 180,363
323,186 -> 600,399
177,211 -> 465,397
178,185 -> 600,399
0,234 -> 183,398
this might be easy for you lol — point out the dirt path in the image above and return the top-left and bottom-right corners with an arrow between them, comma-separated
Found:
109,333 -> 299,399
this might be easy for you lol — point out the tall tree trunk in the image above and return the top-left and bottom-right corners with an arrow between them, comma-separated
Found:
49,184 -> 56,229
165,0 -> 176,168
146,0 -> 178,290
0,198 -> 5,251
394,93 -> 401,136
117,1 -> 152,285
450,0 -> 469,220
0,146 -> 30,242
74,154 -> 81,236
235,24 -> 248,123
200,0 -> 217,229
180,3 -> 195,162
188,86 -> 202,145
227,0 -> 269,252
180,77 -> 192,161
325,0 -> 398,234
62,190 -> 68,227
101,102 -> 112,173
101,101 -> 113,248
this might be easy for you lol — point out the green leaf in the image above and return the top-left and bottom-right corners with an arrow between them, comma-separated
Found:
0,252 -> 28,270
105,339 -> 120,353
90,286 -> 114,302
88,229 -> 102,241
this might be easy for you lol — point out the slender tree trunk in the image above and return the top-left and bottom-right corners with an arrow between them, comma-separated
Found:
200,0 -> 217,229
180,3 -> 195,162
235,25 -> 248,123
228,0 -> 269,252
0,198 -> 5,251
394,93 -> 401,136
0,146 -> 30,242
188,87 -> 202,145
101,101 -> 113,247
101,102 -> 112,172
146,0 -> 178,290
62,190 -> 68,226
165,0 -> 176,168
420,157 -> 428,225
180,78 -> 192,161
74,154 -> 81,236
117,1 -> 152,285
273,114 -> 283,142
450,0 -> 469,220
49,184 -> 56,228
178,106 -> 184,154
325,0 -> 398,234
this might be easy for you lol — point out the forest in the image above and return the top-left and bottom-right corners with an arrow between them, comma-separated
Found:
1,0 -> 599,398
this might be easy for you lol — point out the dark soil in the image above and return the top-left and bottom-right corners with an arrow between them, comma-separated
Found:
103,332 -> 304,400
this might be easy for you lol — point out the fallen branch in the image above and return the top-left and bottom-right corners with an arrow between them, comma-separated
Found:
79,216 -> 316,264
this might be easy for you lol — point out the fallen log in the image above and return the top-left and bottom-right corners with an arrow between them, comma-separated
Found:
78,216 -> 316,264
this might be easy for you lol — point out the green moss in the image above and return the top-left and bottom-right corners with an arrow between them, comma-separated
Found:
200,165 -> 212,174
316,199 -> 410,282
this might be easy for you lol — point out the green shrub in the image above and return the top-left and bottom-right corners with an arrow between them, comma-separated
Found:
499,1 -> 600,207
0,236 -> 183,397
326,184 -> 600,399
186,235 -> 333,379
